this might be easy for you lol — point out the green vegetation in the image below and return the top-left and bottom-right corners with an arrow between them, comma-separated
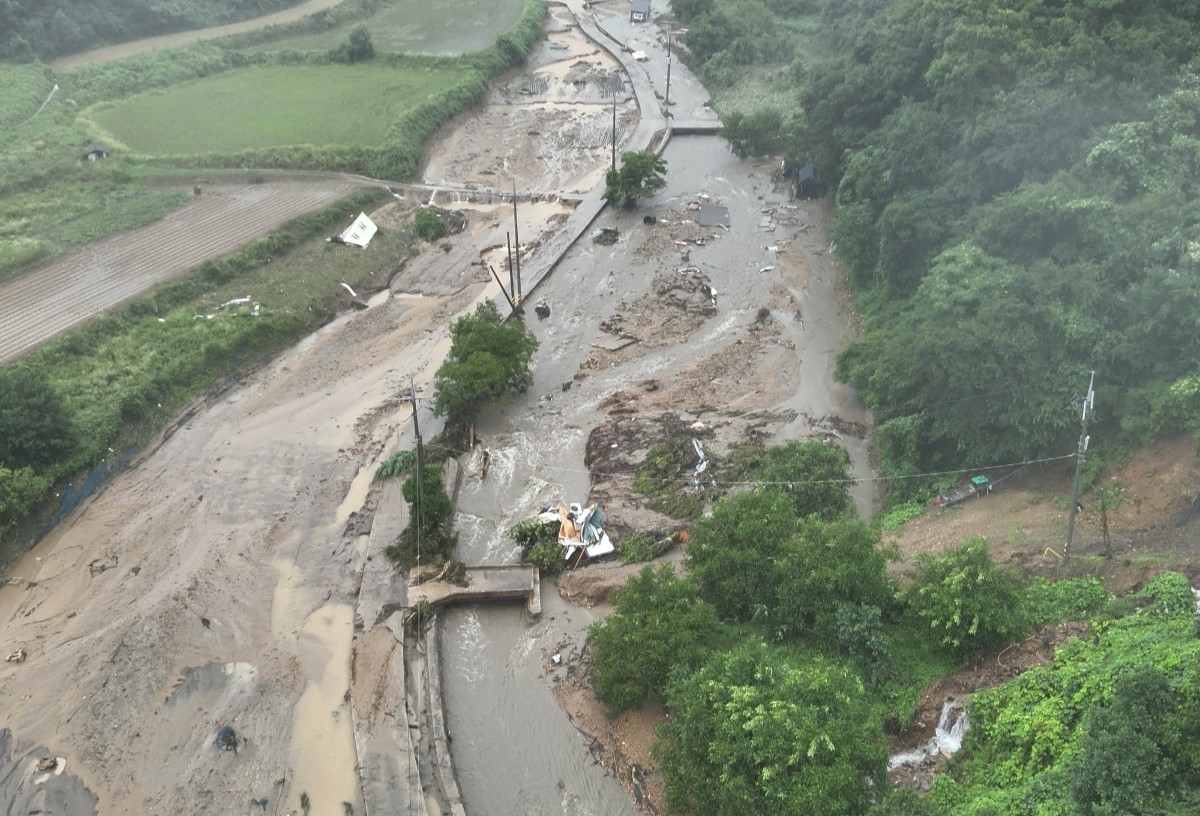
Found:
904,538 -> 1025,657
616,531 -> 673,564
0,0 -> 548,284
603,151 -> 668,207
0,0 -> 303,61
330,25 -> 374,64
413,210 -> 448,242
432,300 -> 538,431
90,63 -> 462,154
656,640 -> 887,816
632,440 -> 708,520
242,0 -> 529,57
675,0 -> 1200,494
936,573 -> 1200,815
0,187 -> 398,538
506,516 -> 564,576
375,449 -> 416,480
588,437 -> 1200,813
385,463 -> 455,568
589,565 -> 722,714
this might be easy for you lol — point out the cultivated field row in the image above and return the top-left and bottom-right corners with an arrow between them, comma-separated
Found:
0,182 -> 364,364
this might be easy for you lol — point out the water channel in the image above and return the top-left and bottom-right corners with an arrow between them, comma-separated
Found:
440,136 -> 873,814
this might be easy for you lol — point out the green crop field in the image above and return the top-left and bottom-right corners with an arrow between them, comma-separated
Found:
91,63 -> 462,154
247,0 -> 528,56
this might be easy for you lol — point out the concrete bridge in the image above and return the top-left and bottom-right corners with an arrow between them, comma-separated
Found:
407,564 -> 542,615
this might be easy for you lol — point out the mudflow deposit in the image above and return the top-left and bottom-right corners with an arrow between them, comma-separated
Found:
3,2 -> 883,816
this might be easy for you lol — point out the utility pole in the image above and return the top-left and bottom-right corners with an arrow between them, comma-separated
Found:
1064,371 -> 1095,565
664,33 -> 672,113
512,181 -> 521,303
400,376 -> 426,573
611,91 -> 617,172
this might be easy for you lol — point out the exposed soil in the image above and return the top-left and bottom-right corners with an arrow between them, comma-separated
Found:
421,3 -> 638,196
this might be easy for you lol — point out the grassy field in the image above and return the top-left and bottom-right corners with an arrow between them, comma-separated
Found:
91,63 -> 463,153
247,0 -> 528,56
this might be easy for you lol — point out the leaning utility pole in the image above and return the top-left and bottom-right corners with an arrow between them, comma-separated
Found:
1063,371 -> 1095,565
512,181 -> 522,302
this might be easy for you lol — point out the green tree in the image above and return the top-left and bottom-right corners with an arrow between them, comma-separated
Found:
0,365 -> 77,471
773,518 -> 895,640
432,300 -> 537,426
331,24 -> 374,63
0,465 -> 50,537
905,536 -> 1025,657
656,641 -> 886,816
686,489 -> 802,622
752,439 -> 853,520
604,151 -> 668,207
587,565 -> 721,713
720,108 -> 787,158
1069,667 -> 1184,815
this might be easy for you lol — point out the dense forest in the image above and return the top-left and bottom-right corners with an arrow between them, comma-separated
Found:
0,0 -> 302,61
681,0 -> 1200,495
588,440 -> 1200,815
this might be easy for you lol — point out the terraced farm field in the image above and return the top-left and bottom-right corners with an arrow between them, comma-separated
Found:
0,181 -> 364,364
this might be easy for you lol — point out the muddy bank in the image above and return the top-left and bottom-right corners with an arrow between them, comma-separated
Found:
0,730 -> 96,816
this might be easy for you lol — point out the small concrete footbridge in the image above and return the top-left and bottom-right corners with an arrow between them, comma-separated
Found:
407,564 -> 542,615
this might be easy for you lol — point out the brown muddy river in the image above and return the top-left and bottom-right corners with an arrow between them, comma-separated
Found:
441,136 -> 872,814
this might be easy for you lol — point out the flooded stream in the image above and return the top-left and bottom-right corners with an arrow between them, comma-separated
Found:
440,136 -> 873,814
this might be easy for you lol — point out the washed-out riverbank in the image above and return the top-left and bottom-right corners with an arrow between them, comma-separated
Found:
2,3 -> 876,816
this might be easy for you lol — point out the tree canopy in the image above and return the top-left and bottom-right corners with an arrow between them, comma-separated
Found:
604,151 -> 668,206
432,300 -> 537,426
676,0 -> 1200,485
0,365 -> 77,472
656,641 -> 887,816
587,565 -> 722,713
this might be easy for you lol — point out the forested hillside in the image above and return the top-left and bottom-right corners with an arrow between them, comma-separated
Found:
0,0 -> 302,60
678,0 -> 1200,494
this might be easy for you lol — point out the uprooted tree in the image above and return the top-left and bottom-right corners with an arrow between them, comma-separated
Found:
604,151 -> 668,207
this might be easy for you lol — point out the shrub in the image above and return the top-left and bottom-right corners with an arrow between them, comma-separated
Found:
906,537 -> 1026,657
330,25 -> 374,64
617,531 -> 673,564
0,466 -> 51,537
414,210 -> 448,242
588,565 -> 721,712
376,449 -> 416,480
508,517 -> 565,575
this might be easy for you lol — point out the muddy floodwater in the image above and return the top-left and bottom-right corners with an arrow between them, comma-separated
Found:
441,135 -> 872,813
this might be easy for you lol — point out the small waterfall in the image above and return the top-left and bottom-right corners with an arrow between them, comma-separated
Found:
888,697 -> 970,771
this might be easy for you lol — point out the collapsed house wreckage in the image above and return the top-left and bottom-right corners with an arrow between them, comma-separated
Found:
533,501 -> 616,564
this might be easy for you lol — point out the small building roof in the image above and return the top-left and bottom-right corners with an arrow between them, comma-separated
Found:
631,0 -> 651,13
